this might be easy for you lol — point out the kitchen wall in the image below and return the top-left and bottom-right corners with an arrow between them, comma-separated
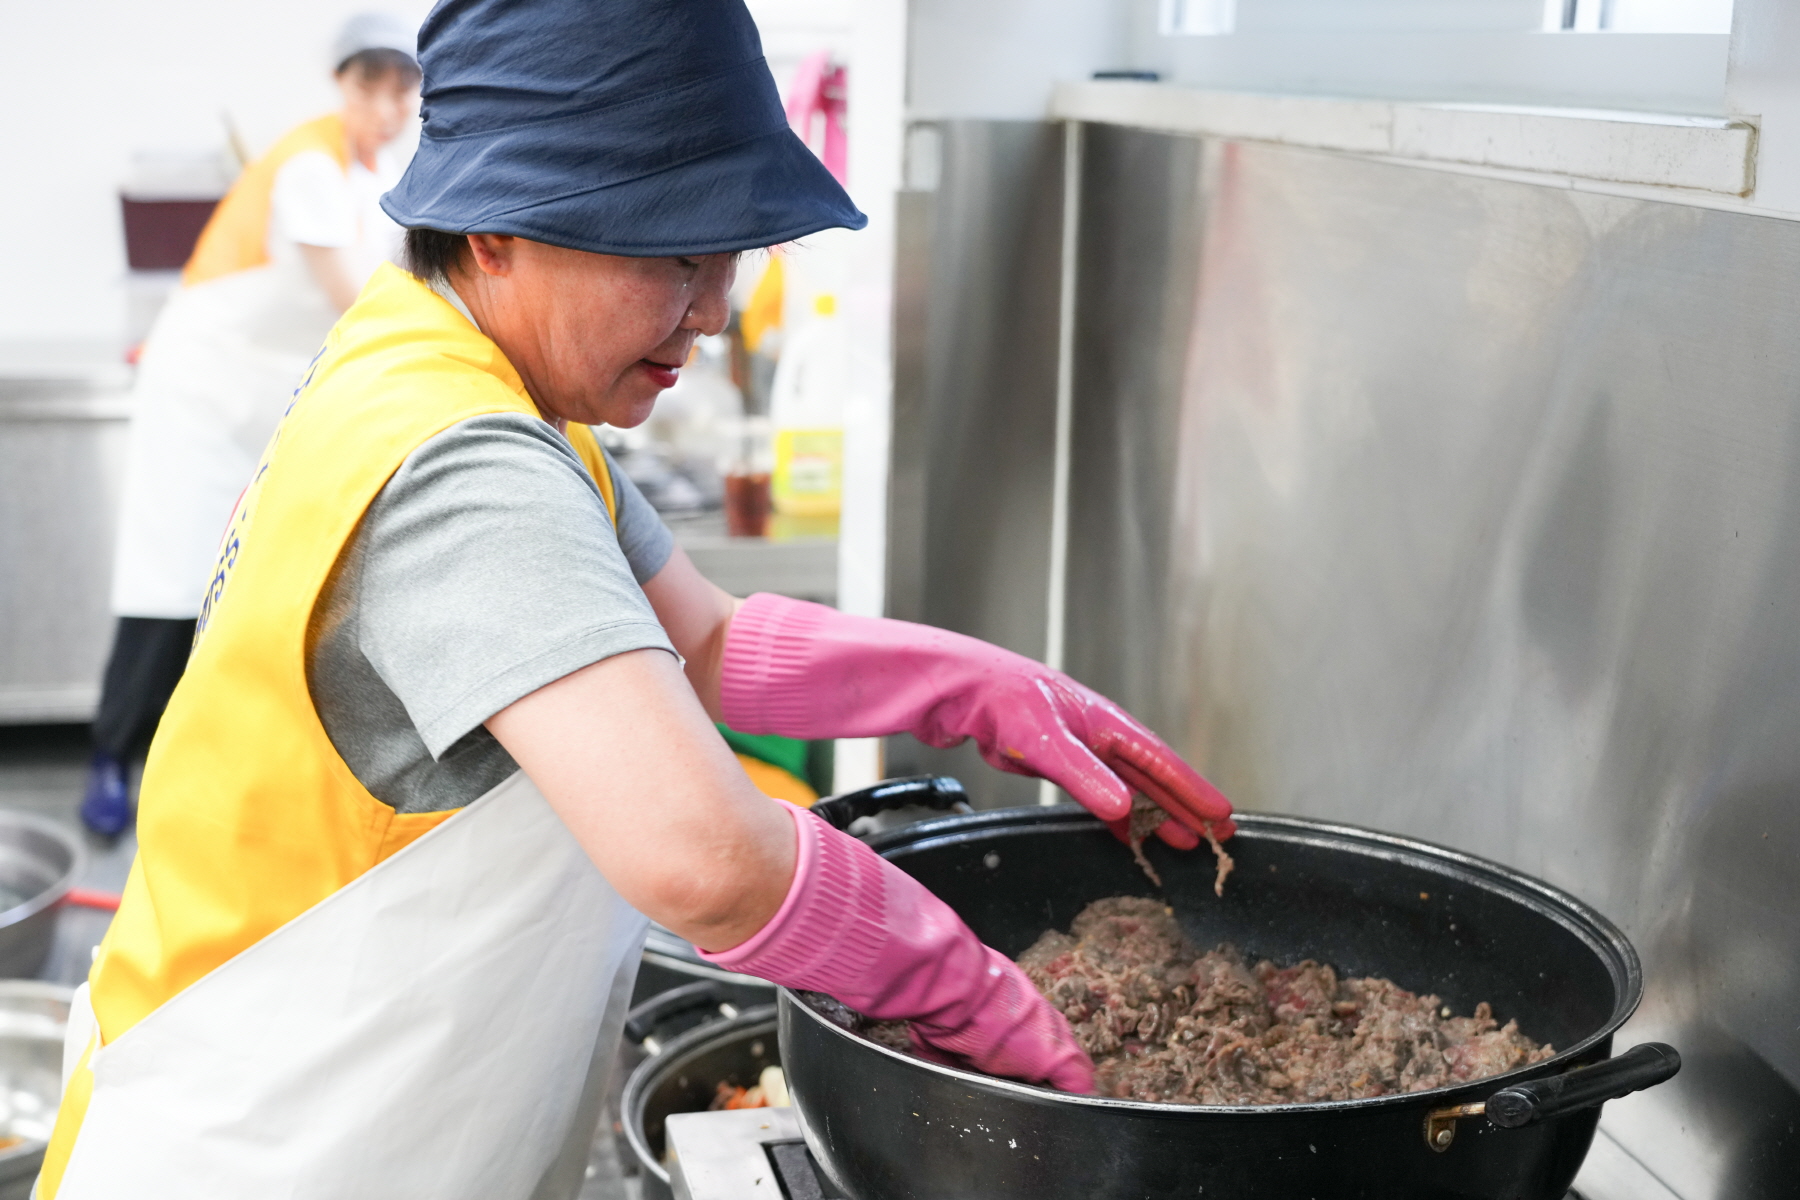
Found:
890,114 -> 1800,1198
883,121 -> 1068,801
904,0 -> 1738,125
906,0 -> 1125,120
1127,2 -> 1732,114
1119,130 -> 1800,1200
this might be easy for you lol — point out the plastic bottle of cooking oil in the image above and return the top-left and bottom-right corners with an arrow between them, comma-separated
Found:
767,292 -> 846,537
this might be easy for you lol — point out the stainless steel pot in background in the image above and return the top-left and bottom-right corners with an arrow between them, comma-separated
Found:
0,813 -> 83,980
0,980 -> 74,1200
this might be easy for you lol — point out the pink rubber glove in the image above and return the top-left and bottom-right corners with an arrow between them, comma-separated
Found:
701,802 -> 1094,1092
719,593 -> 1236,845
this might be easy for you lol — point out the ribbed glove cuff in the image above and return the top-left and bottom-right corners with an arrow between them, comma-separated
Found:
718,593 -> 835,736
697,802 -> 886,991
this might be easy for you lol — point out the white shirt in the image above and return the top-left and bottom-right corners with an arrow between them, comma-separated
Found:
110,139 -> 411,617
174,146 -> 407,359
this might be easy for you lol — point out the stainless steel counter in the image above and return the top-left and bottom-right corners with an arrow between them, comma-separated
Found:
669,513 -> 837,605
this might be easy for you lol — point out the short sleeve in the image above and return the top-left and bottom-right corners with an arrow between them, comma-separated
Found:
599,443 -> 675,584
270,150 -> 357,248
355,414 -> 676,757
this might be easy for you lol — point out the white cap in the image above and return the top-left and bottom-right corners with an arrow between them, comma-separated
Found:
332,12 -> 417,71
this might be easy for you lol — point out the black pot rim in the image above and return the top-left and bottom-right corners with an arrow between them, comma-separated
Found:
643,925 -> 781,990
784,805 -> 1642,1119
622,1003 -> 782,1185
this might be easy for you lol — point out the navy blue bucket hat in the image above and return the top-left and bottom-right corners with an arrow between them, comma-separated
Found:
381,0 -> 866,256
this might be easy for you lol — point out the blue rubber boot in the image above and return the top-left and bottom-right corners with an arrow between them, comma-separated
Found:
80,752 -> 131,837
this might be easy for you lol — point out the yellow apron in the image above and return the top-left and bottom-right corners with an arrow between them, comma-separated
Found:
43,265 -> 641,1200
182,113 -> 350,287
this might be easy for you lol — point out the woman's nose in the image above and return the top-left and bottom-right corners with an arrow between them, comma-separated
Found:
682,260 -> 735,336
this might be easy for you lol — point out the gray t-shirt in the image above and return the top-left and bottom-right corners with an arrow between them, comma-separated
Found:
305,413 -> 676,814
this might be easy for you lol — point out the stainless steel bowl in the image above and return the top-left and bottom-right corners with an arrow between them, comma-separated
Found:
0,981 -> 73,1199
0,813 -> 83,980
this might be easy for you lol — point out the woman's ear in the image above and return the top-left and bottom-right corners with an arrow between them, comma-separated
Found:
466,233 -> 518,278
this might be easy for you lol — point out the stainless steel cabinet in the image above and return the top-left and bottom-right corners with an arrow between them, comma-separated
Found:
890,120 -> 1800,1198
0,357 -> 130,723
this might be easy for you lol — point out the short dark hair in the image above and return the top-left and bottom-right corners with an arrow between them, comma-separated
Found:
403,227 -> 470,284
336,47 -> 422,87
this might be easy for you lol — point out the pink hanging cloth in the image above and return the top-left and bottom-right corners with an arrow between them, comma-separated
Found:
785,50 -> 848,185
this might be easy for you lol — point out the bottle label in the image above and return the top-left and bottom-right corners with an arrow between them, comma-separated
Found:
772,428 -> 843,516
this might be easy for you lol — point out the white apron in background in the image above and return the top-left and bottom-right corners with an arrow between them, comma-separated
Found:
109,284 -> 318,618
110,144 -> 406,620
51,770 -> 648,1199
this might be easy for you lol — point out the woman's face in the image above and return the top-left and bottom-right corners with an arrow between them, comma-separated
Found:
338,67 -> 420,166
458,236 -> 737,429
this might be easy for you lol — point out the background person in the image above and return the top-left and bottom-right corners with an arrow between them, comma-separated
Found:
83,13 -> 422,835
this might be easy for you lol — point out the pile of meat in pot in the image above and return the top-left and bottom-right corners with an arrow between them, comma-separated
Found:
828,897 -> 1554,1104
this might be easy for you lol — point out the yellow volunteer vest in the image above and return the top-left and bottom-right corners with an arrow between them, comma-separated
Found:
181,113 -> 350,287
42,265 -> 619,1193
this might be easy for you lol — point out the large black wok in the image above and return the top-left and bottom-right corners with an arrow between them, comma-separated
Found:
779,792 -> 1678,1200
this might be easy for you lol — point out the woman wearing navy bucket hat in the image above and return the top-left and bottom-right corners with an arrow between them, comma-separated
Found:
41,1 -> 1236,1195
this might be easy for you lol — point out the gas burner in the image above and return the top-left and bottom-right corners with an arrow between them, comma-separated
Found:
664,1107 -> 844,1200
661,1107 -> 1601,1200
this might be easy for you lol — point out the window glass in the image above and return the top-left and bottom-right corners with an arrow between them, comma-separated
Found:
1161,0 -> 1236,35
1545,0 -> 1732,32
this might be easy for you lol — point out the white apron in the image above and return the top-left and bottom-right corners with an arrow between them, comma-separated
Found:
50,770 -> 647,1199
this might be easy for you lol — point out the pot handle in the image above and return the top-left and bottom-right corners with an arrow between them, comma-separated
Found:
1425,1043 -> 1680,1151
809,775 -> 972,835
1485,1042 -> 1681,1128
623,981 -> 729,1050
